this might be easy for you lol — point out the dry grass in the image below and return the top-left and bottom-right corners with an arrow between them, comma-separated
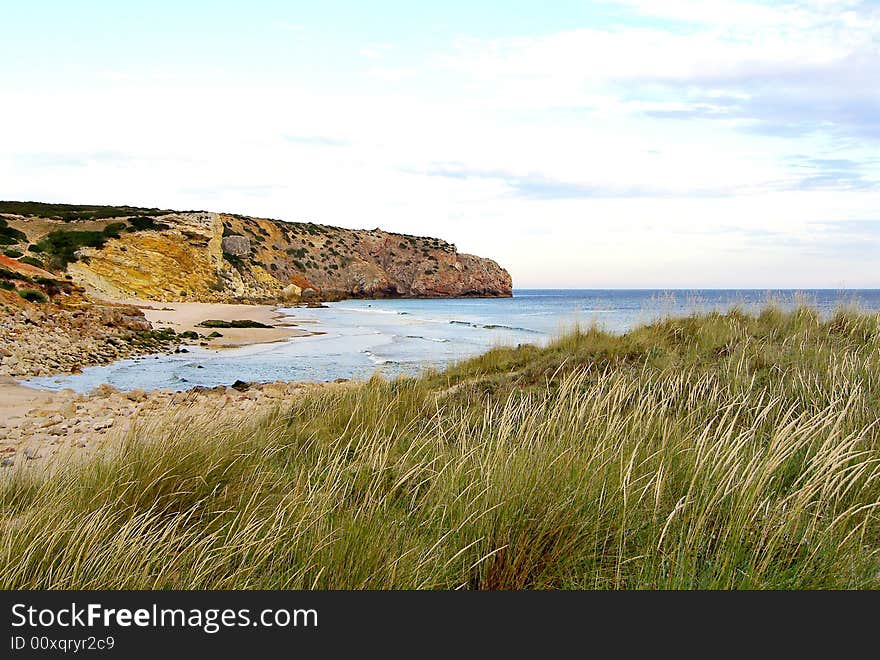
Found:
1,304 -> 879,589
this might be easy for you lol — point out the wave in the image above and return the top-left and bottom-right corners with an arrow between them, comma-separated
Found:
482,323 -> 544,334
449,320 -> 543,334
405,335 -> 450,343
362,349 -> 400,366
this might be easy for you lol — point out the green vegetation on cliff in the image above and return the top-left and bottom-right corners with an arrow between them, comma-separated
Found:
2,304 -> 879,589
0,201 -> 171,221
33,223 -> 134,269
0,218 -> 28,245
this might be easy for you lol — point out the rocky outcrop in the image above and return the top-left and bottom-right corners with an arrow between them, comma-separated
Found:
26,210 -> 512,302
0,300 -> 177,378
221,235 -> 250,256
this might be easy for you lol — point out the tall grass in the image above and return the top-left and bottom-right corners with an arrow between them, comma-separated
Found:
2,304 -> 879,589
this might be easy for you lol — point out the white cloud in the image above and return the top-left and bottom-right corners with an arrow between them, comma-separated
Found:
360,43 -> 393,60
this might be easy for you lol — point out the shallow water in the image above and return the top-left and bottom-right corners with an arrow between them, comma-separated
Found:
22,289 -> 880,393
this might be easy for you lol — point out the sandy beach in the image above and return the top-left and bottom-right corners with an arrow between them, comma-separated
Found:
122,299 -> 315,348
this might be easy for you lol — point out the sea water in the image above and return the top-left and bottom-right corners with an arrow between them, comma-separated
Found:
22,289 -> 880,393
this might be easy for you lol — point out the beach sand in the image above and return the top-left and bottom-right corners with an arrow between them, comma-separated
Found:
0,378 -> 57,424
121,299 -> 315,348
0,377 -> 337,471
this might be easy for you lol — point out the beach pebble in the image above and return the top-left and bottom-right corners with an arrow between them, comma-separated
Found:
92,418 -> 115,431
1,458 -> 13,467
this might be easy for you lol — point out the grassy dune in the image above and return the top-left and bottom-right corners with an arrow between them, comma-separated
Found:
2,304 -> 879,589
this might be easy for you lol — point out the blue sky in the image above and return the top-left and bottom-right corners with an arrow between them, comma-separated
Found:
1,0 -> 879,287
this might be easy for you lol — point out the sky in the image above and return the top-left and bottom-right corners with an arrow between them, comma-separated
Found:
1,0 -> 879,288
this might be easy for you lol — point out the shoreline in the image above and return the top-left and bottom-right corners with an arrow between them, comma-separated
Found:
0,300 -> 330,468
121,299 -> 317,348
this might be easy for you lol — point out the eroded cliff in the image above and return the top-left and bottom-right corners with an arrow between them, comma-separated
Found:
1,205 -> 512,303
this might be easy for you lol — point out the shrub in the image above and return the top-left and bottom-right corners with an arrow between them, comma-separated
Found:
0,224 -> 27,243
18,289 -> 47,303
128,216 -> 169,232
35,229 -> 109,268
27,244 -> 43,253
3,249 -> 23,258
0,201 -> 170,221
0,267 -> 28,281
102,222 -> 127,239
18,256 -> 44,268
223,252 -> 245,269
0,281 -> 14,290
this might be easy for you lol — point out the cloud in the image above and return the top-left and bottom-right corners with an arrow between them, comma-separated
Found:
442,1 -> 880,141
788,157 -> 880,191
417,163 -> 738,199
360,44 -> 392,60
178,183 -> 284,199
13,151 -> 134,168
283,135 -> 351,147
365,67 -> 418,82
418,155 -> 880,199
730,218 -> 880,258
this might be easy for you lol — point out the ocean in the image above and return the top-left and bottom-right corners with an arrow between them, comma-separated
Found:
23,289 -> 880,393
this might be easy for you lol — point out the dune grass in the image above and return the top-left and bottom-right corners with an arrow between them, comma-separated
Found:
2,304 -> 879,589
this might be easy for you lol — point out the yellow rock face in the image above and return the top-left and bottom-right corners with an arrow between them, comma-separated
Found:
72,214 -> 227,302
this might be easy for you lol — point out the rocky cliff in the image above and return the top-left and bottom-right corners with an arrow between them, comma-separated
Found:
1,205 -> 512,303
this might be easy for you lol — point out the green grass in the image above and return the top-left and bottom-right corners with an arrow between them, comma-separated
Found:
1,305 -> 879,589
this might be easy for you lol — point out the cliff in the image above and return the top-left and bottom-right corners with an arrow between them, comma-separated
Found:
0,204 -> 512,303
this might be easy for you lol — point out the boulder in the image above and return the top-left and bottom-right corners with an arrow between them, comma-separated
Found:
222,235 -> 251,257
281,283 -> 302,302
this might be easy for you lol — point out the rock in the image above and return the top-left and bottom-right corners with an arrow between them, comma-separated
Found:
221,235 -> 251,256
0,458 -> 13,467
124,388 -> 147,402
95,384 -> 118,398
231,380 -> 250,392
24,448 -> 39,460
92,418 -> 115,431
281,283 -> 302,302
